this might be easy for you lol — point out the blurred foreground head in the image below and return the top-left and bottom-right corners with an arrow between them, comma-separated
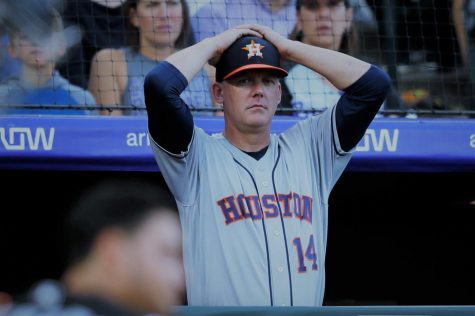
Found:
63,179 -> 185,315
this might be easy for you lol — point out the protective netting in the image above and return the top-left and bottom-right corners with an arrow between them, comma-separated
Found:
0,0 -> 474,117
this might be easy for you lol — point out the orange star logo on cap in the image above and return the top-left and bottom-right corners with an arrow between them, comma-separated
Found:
242,40 -> 265,59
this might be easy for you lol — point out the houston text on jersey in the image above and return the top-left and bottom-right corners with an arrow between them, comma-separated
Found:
216,192 -> 313,225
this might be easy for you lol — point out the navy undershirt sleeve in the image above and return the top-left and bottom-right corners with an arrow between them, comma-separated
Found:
144,63 -> 390,155
144,61 -> 194,155
335,65 -> 391,152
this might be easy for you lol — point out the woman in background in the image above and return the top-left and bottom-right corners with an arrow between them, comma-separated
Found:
89,0 -> 213,115
284,0 -> 407,117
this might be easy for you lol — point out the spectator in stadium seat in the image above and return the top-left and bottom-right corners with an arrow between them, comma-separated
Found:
190,0 -> 297,43
0,5 -> 96,115
283,0 -> 410,117
57,0 -> 129,89
88,0 -> 214,116
60,179 -> 185,315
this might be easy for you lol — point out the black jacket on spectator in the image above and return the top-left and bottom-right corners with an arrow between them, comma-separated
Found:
58,0 -> 128,88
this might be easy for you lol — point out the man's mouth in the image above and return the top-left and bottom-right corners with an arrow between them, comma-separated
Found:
248,104 -> 266,110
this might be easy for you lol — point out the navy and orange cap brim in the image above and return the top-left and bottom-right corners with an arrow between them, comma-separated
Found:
223,64 -> 289,81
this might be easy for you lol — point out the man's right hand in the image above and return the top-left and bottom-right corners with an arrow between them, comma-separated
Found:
208,25 -> 262,66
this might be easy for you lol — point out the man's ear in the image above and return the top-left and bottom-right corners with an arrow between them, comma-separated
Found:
212,82 -> 224,105
94,228 -> 126,267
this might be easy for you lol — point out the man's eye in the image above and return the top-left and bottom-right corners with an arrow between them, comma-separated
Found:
263,78 -> 276,85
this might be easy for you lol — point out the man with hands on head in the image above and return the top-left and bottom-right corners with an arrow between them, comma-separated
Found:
144,24 -> 390,306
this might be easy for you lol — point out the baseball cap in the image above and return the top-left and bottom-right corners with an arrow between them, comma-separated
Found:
215,36 -> 288,82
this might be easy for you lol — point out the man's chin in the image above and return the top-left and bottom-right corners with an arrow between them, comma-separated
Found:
246,117 -> 272,129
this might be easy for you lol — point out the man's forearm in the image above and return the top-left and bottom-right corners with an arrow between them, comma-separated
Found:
165,38 -> 217,83
285,40 -> 371,90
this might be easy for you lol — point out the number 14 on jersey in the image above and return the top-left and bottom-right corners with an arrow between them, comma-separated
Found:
293,234 -> 318,273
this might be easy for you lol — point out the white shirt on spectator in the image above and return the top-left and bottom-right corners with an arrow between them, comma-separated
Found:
285,64 -> 342,117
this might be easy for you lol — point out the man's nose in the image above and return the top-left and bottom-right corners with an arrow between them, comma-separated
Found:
252,80 -> 264,97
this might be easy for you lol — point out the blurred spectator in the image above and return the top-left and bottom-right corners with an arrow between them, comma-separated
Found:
366,1 -> 468,113
57,0 -> 129,89
190,0 -> 297,42
283,0 -> 410,117
0,2 -> 96,115
7,179 -> 185,315
88,0 -> 213,116
367,0 -> 461,71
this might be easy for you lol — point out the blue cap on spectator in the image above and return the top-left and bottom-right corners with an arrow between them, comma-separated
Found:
215,36 -> 288,82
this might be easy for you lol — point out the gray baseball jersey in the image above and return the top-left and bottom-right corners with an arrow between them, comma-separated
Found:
151,106 -> 352,306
